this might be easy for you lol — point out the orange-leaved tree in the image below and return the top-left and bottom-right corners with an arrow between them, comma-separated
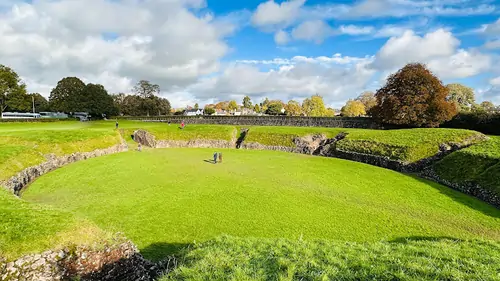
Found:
371,63 -> 457,128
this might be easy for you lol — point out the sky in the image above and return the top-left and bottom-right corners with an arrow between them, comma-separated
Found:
1,0 -> 500,109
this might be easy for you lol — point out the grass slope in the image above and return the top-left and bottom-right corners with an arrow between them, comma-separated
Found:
433,136 -> 500,196
23,149 -> 500,261
245,126 -> 484,162
0,121 -> 121,181
161,236 -> 500,281
0,189 -> 105,260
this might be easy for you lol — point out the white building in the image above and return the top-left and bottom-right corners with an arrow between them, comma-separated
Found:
184,109 -> 204,116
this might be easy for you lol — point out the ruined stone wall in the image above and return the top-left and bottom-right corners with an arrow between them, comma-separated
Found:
120,116 -> 377,128
1,143 -> 128,196
0,239 -> 167,281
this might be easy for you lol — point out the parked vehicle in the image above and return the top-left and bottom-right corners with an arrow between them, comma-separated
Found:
1,112 -> 41,119
39,112 -> 69,119
72,112 -> 91,121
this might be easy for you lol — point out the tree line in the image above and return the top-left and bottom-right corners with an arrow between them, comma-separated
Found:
0,64 -> 170,117
1,62 -> 498,127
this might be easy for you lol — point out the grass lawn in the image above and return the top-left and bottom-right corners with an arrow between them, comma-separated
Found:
0,121 -> 121,181
23,148 -> 500,261
245,126 -> 485,162
0,189 -> 106,260
433,136 -> 500,196
160,236 -> 500,281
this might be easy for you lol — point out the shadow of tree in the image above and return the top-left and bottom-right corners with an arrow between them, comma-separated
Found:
140,242 -> 192,262
389,236 -> 465,244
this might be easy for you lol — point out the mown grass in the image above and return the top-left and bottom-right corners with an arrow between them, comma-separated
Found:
244,126 -> 484,162
433,136 -> 500,196
23,148 -> 500,261
0,124 -> 121,180
160,235 -> 500,281
0,189 -> 105,260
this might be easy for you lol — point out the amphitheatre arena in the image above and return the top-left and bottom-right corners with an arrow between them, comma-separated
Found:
1,117 -> 499,280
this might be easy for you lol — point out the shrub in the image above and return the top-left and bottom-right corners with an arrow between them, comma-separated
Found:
372,63 -> 457,128
442,112 -> 500,135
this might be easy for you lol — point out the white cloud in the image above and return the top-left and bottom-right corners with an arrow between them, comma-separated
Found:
303,0 -> 495,20
0,0 -> 233,106
274,30 -> 290,45
339,25 -> 374,35
371,29 -> 459,70
484,40 -> 500,49
484,18 -> 500,36
427,49 -> 491,79
188,55 -> 376,108
291,20 -> 335,43
251,0 -> 305,28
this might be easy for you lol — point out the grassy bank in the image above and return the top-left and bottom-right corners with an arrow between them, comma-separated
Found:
0,121 -> 121,181
23,148 -> 500,261
244,126 -> 484,162
160,235 -> 500,281
433,136 -> 500,196
0,189 -> 105,260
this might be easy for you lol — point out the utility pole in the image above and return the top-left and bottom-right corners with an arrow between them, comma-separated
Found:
32,95 -> 35,113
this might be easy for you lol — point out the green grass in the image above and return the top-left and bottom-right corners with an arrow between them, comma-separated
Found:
0,121 -> 122,181
0,189 -> 105,260
119,123 -> 237,142
160,236 -> 500,281
244,126 -> 484,162
23,148 -> 500,261
433,136 -> 500,196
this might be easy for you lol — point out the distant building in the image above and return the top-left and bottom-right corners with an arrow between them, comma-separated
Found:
184,109 -> 204,116
214,109 -> 228,116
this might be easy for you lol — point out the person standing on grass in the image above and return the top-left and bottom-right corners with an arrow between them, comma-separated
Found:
115,120 -> 119,129
218,152 -> 223,163
181,121 -> 185,129
213,152 -> 218,164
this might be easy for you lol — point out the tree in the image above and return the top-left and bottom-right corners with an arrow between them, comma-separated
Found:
480,101 -> 496,112
111,93 -> 127,115
285,100 -> 302,116
204,106 -> 215,115
5,89 -> 31,112
372,63 -> 457,128
228,100 -> 239,112
302,94 -> 328,117
243,96 -> 252,108
0,64 -> 27,115
341,100 -> 366,117
355,91 -> 376,115
83,83 -> 117,116
133,80 -> 160,99
253,104 -> 261,113
121,95 -> 143,116
265,103 -> 283,115
194,103 -> 199,110
49,77 -> 86,112
260,97 -> 270,112
446,83 -> 475,112
326,108 -> 336,117
29,93 -> 49,112
215,101 -> 229,111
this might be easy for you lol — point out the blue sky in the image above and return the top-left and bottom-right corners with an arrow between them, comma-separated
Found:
1,0 -> 500,108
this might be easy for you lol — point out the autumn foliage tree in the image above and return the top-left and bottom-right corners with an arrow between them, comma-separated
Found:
341,100 -> 366,117
371,63 -> 457,128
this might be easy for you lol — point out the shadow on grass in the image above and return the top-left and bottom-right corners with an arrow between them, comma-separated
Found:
203,159 -> 216,164
390,236 -> 465,244
409,174 -> 500,219
140,242 -> 192,262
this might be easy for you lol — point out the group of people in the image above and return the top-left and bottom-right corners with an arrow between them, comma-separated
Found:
213,152 -> 223,164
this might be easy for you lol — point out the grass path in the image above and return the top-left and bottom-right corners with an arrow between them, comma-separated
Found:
23,148 -> 500,261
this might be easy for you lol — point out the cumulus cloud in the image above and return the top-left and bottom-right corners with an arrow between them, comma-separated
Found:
291,20 -> 335,43
339,25 -> 374,35
274,30 -> 290,45
251,0 -> 305,28
371,29 -> 459,70
0,0 -> 232,101
187,55 -> 376,108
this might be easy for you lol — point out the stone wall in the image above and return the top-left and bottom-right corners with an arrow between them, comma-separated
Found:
119,116 -> 377,128
1,143 -> 128,196
0,238 -> 168,281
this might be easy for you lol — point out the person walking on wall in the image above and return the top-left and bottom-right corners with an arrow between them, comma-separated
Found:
218,152 -> 223,163
213,152 -> 218,164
